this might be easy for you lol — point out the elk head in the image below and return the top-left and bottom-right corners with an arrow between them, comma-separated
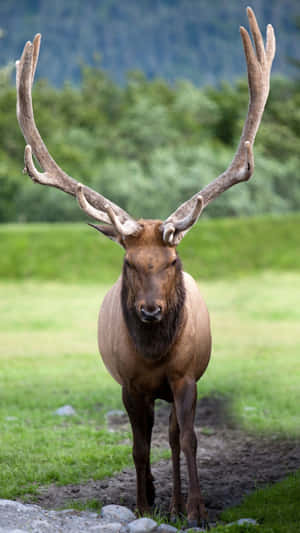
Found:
16,7 -> 275,264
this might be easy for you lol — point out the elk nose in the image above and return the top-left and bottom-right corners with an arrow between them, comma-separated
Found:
140,305 -> 162,323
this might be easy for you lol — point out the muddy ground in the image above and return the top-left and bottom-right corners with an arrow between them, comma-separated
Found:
27,397 -> 300,522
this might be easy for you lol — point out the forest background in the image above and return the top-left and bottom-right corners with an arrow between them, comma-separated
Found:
0,0 -> 300,223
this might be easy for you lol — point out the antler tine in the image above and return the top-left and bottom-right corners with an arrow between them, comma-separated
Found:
77,184 -> 142,236
16,34 -> 140,233
162,8 -> 275,246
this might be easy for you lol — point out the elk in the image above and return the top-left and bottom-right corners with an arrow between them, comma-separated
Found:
16,8 -> 275,528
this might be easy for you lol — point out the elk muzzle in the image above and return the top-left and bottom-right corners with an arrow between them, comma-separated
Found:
139,303 -> 163,323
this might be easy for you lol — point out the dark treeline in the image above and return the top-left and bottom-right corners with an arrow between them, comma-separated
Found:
0,0 -> 299,86
1,61 -> 300,223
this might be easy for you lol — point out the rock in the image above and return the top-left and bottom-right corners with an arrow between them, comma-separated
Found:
157,525 -> 178,533
54,405 -> 77,416
127,518 -> 158,533
89,522 -> 123,533
100,505 -> 136,524
0,529 -> 30,533
0,500 -> 37,512
105,411 -> 129,429
227,518 -> 258,527
0,499 -> 132,533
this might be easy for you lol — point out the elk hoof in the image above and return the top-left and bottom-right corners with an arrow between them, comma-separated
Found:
200,519 -> 210,530
187,518 -> 210,530
187,519 -> 198,528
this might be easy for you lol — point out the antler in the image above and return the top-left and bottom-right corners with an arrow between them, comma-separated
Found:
161,7 -> 276,246
16,34 -> 141,236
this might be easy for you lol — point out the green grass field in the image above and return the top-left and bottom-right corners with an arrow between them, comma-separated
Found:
1,213 -> 300,282
0,217 -> 300,531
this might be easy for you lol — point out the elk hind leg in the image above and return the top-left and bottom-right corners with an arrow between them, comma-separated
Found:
169,403 -> 185,519
172,378 -> 209,529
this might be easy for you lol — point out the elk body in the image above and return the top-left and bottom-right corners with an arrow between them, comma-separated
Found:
16,8 -> 275,528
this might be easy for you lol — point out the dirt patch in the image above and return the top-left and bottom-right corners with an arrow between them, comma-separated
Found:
25,397 -> 300,521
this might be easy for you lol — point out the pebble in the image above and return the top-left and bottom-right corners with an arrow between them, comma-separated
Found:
1,498 -> 257,532
89,522 -> 123,533
0,500 -> 160,533
226,517 -> 258,527
54,405 -> 77,416
127,518 -> 158,533
157,525 -> 178,533
101,505 -> 136,524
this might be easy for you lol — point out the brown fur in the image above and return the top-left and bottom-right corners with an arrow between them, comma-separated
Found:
121,254 -> 185,360
98,220 -> 212,527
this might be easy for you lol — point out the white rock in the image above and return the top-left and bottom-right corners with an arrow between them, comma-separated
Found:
157,525 -> 178,533
100,505 -> 136,524
127,518 -> 158,533
0,500 -> 36,512
227,518 -> 258,527
54,405 -> 76,416
89,522 -> 123,533
0,529 -> 30,533
0,529 -> 29,533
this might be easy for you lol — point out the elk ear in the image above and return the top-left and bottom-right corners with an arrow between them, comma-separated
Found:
88,223 -> 125,247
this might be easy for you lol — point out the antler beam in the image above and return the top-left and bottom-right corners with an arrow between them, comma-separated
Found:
162,7 -> 275,245
16,34 -> 141,235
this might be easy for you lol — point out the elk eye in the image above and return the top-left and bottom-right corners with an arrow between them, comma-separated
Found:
124,259 -> 131,268
171,258 -> 177,267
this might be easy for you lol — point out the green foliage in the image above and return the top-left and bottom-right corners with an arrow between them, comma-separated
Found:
0,0 -> 299,86
1,56 -> 300,222
1,215 -> 300,283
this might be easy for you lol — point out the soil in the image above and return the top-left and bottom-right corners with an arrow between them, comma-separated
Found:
26,397 -> 300,522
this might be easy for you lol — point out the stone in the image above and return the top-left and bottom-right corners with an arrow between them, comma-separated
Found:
127,518 -> 158,533
227,518 -> 258,527
157,525 -> 178,533
54,405 -> 76,416
0,529 -> 30,533
89,522 -> 123,533
105,411 -> 129,428
100,505 -> 136,524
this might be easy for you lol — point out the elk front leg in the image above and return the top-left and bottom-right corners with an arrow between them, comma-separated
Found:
171,378 -> 209,529
122,388 -> 155,514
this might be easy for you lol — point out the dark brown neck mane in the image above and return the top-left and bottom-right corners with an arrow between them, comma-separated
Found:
121,258 -> 186,360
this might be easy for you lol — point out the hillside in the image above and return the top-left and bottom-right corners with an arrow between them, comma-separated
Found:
1,215 -> 299,282
0,0 -> 299,86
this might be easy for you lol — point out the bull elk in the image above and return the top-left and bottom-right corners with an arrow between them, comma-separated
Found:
16,8 -> 275,528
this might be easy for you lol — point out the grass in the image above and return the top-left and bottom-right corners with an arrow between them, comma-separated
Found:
0,273 -> 299,507
215,470 -> 300,533
0,214 -> 300,282
1,216 -> 300,530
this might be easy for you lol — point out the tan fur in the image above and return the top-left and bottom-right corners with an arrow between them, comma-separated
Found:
98,271 -> 211,392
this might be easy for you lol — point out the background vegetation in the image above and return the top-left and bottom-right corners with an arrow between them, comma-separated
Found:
1,215 -> 300,282
1,62 -> 300,224
0,0 -> 299,86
